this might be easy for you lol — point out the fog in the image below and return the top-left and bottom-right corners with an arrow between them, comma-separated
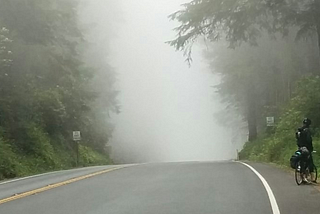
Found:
81,0 -> 243,163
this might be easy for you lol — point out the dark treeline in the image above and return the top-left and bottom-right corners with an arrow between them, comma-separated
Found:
0,0 -> 118,179
170,0 -> 320,165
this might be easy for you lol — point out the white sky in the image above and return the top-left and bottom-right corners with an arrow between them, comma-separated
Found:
84,0 -> 237,162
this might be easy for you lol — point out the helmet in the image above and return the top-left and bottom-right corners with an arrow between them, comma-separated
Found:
303,118 -> 311,126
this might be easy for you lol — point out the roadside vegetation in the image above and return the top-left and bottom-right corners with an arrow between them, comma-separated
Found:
239,77 -> 320,167
0,0 -> 117,180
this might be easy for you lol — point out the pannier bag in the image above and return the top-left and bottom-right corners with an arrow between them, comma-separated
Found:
290,150 -> 301,169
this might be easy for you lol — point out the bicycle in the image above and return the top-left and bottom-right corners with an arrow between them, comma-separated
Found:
295,151 -> 318,185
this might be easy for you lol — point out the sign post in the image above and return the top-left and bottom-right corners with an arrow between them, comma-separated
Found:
73,131 -> 81,166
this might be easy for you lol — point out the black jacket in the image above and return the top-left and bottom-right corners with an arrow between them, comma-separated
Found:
296,127 -> 313,152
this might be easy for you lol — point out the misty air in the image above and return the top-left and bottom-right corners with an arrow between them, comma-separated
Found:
1,0 -> 320,213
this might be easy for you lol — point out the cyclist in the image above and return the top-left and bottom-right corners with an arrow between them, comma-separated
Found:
296,118 -> 315,183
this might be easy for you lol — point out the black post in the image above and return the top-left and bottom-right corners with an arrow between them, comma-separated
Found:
73,131 -> 81,167
76,141 -> 79,167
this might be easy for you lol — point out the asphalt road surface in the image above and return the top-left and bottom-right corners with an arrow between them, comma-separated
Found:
0,161 -> 319,214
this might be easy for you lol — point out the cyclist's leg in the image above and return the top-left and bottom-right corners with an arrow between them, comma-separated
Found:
300,160 -> 309,182
308,154 -> 316,182
301,160 -> 307,173
309,154 -> 314,173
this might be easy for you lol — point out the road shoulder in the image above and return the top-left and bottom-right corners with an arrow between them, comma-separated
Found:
243,162 -> 320,214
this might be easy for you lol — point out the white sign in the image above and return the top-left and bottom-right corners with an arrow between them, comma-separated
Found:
266,117 -> 275,127
73,131 -> 81,141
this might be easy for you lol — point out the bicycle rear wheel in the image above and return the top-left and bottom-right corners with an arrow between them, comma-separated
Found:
306,164 -> 318,183
295,162 -> 303,185
312,164 -> 317,183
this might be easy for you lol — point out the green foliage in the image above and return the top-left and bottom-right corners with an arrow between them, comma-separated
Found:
0,0 -> 117,179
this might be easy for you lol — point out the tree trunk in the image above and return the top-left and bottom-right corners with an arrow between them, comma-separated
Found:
317,24 -> 320,63
315,6 -> 320,65
246,89 -> 257,141
247,108 -> 257,141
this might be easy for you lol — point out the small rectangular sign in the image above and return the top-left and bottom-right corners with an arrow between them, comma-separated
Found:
266,117 -> 275,127
73,131 -> 81,141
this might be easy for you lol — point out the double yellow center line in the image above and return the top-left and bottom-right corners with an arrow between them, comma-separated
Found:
0,167 -> 123,205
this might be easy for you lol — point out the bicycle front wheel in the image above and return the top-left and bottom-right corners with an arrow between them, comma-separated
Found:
295,162 -> 303,185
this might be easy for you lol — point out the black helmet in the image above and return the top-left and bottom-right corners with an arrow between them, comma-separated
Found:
303,118 -> 311,126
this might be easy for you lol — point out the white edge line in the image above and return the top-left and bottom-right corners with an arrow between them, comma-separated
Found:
0,166 -> 110,185
0,165 -> 136,186
237,161 -> 281,214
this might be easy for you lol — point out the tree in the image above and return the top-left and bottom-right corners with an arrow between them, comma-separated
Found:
169,0 -> 320,141
0,0 -> 118,172
168,0 -> 320,64
77,0 -> 121,151
0,27 -> 13,128
0,27 -> 12,68
206,36 -> 318,140
0,26 -> 13,90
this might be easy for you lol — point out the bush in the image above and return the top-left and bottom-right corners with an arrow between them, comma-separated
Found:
0,123 -> 112,180
0,138 -> 25,179
79,145 -> 111,167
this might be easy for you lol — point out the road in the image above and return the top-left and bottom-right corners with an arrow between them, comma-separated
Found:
0,161 -> 319,214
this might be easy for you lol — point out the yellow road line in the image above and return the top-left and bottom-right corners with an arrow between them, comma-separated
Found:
0,167 -> 123,205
